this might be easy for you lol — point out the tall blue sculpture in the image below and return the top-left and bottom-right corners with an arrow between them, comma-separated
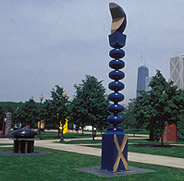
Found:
101,3 -> 128,172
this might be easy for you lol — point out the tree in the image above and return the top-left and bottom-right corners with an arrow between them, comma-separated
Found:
134,70 -> 184,145
42,99 -> 57,129
51,85 -> 68,117
121,99 -> 138,136
14,98 -> 39,128
69,75 -> 109,136
48,85 -> 69,135
173,90 -> 184,140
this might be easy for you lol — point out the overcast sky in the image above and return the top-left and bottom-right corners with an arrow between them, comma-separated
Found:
0,0 -> 184,103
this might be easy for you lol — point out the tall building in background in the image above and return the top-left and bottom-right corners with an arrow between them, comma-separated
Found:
170,53 -> 184,89
145,76 -> 152,92
136,66 -> 149,97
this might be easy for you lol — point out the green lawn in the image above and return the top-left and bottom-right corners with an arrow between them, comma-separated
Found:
34,131 -> 99,140
100,128 -> 149,135
129,138 -> 184,144
86,143 -> 184,158
0,144 -> 12,146
63,138 -> 184,158
129,144 -> 184,158
63,140 -> 102,145
62,139 -> 149,145
59,137 -> 184,158
128,138 -> 184,144
35,129 -> 149,140
0,147 -> 183,181
33,131 -> 184,158
123,129 -> 149,135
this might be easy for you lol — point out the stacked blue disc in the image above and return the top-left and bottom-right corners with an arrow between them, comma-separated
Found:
107,31 -> 126,127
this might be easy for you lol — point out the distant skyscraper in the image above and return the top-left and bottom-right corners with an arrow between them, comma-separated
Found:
145,76 -> 152,92
136,66 -> 149,97
170,53 -> 184,89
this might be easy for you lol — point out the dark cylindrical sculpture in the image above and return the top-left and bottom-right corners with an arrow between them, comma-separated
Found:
101,3 -> 128,172
11,128 -> 37,153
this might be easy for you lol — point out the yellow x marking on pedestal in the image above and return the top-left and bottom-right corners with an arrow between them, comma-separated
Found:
113,134 -> 128,172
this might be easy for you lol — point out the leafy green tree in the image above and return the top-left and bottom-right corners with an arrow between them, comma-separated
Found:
45,85 -> 69,134
134,89 -> 158,140
69,95 -> 86,133
134,70 -> 184,145
42,99 -> 57,129
121,99 -> 137,135
14,98 -> 39,128
51,85 -> 69,118
177,113 -> 184,140
69,75 -> 109,136
173,90 -> 184,140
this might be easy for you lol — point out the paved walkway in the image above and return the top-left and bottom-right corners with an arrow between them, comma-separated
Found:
0,138 -> 184,169
34,140 -> 184,169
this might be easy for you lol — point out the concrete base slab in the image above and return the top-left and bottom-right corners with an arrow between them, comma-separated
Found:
75,166 -> 154,178
0,151 -> 50,156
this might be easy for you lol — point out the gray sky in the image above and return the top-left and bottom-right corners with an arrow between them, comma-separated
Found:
0,0 -> 184,102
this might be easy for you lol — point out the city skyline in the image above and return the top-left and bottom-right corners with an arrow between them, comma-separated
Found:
136,65 -> 149,97
170,53 -> 184,89
0,0 -> 184,102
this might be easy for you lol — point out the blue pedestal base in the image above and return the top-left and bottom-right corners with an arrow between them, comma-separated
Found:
101,127 -> 128,172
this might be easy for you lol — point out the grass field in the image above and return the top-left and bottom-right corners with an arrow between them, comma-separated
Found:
63,140 -> 102,144
123,129 -> 149,135
85,144 -> 184,158
63,138 -> 157,145
34,128 -> 149,140
0,147 -> 183,181
34,131 -> 184,159
34,131 -> 98,140
59,137 -> 184,158
0,144 -> 12,146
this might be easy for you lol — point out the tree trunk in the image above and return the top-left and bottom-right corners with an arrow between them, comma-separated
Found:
133,125 -> 135,137
57,127 -> 60,138
160,120 -> 166,146
160,125 -> 164,146
82,125 -> 84,136
149,128 -> 154,141
161,134 -> 164,146
92,126 -> 95,141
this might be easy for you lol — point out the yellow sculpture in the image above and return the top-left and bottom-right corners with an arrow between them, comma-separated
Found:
37,120 -> 45,130
59,118 -> 68,134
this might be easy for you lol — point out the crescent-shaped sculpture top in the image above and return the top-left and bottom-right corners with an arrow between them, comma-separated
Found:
109,3 -> 127,34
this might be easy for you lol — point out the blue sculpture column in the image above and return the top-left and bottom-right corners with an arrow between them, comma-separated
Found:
101,3 -> 128,172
